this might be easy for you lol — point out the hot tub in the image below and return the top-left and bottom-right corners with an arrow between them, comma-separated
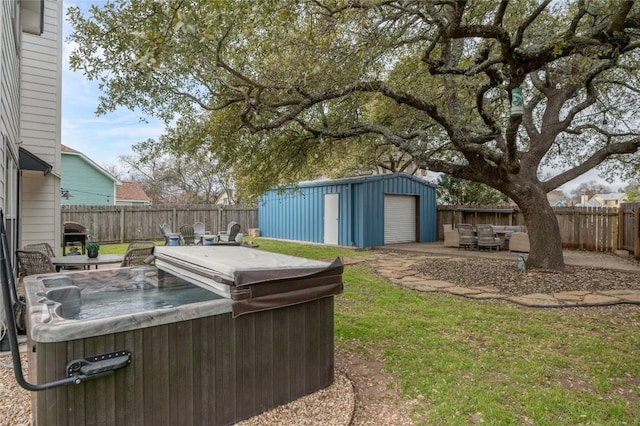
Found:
23,246 -> 343,426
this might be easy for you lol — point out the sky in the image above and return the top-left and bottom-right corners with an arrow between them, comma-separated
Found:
60,1 -> 628,194
61,0 -> 166,174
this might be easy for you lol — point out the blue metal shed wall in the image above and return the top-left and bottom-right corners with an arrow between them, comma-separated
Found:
355,175 -> 437,247
259,173 -> 437,247
259,183 -> 350,244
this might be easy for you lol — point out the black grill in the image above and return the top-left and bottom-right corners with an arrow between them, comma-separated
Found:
63,222 -> 88,255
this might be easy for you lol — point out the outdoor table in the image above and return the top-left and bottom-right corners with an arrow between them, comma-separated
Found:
493,230 -> 513,250
51,254 -> 124,271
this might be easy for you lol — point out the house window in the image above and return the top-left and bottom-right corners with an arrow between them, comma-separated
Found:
12,0 -> 21,53
20,0 -> 44,36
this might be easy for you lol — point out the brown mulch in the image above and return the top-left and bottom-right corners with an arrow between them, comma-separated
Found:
412,256 -> 640,296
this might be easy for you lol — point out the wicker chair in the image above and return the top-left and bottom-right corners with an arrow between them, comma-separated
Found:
120,241 -> 156,267
509,232 -> 530,253
24,242 -> 56,258
443,224 -> 459,247
476,224 -> 501,251
179,224 -> 197,246
218,222 -> 241,242
456,224 -> 477,250
16,250 -> 56,276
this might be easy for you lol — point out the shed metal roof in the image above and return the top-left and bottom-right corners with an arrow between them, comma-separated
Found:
289,172 -> 437,189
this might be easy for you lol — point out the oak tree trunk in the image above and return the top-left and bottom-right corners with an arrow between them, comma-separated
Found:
511,186 -> 565,271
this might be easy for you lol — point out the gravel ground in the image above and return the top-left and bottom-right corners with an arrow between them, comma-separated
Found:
412,255 -> 640,296
0,352 -> 30,426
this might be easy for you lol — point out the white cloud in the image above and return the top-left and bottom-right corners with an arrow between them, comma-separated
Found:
61,0 -> 165,169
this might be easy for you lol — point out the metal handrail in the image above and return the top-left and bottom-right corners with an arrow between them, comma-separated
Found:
0,210 -> 131,391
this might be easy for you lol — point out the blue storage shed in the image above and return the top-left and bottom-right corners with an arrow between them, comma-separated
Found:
258,173 -> 437,248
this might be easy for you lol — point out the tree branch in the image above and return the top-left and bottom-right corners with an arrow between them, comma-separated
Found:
543,138 -> 640,191
513,0 -> 552,49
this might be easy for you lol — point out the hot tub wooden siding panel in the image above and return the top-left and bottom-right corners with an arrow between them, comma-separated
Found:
29,297 -> 335,426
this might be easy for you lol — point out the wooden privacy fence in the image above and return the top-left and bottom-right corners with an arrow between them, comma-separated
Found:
554,206 -> 618,251
619,202 -> 640,255
64,203 -> 639,256
437,204 -> 639,256
61,205 -> 259,244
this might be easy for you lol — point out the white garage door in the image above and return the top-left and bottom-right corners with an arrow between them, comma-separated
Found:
384,195 -> 416,244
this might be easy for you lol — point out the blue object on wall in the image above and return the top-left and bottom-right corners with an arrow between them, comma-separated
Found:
258,173 -> 437,248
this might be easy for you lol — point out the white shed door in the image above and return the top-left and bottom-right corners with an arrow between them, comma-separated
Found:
324,193 -> 339,245
384,195 -> 416,244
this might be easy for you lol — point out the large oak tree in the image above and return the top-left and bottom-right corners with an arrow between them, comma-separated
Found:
68,0 -> 640,270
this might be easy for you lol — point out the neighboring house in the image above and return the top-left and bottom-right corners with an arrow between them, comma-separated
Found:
116,181 -> 152,206
214,189 -> 236,206
1,0 -> 62,258
576,197 -> 601,207
590,192 -> 628,207
61,144 -> 120,205
547,190 -> 567,207
576,192 -> 628,207
259,173 -> 437,248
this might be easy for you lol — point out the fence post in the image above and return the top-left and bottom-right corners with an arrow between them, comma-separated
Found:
573,209 -> 580,250
610,208 -> 618,251
172,208 -> 177,232
618,207 -> 625,251
119,206 -> 125,243
633,205 -> 640,259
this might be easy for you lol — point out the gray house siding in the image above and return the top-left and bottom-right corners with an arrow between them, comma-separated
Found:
259,173 -> 437,248
1,0 -> 22,260
19,0 -> 62,251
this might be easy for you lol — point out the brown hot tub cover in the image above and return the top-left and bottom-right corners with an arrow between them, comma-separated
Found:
154,246 -> 343,317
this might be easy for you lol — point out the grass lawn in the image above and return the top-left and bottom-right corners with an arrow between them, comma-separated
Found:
102,238 -> 640,425
98,240 -> 165,255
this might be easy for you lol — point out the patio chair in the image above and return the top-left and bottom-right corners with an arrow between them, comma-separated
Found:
120,241 -> 156,267
509,232 -> 530,253
193,222 -> 206,244
24,242 -> 56,258
179,224 -> 197,246
218,221 -> 241,242
159,223 -> 173,245
456,224 -> 477,250
476,224 -> 501,251
442,224 -> 459,248
16,249 -> 56,276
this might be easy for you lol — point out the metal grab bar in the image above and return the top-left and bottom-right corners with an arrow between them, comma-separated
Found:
0,210 -> 131,391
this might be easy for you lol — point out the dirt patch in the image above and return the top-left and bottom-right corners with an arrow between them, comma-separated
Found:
335,346 -> 418,425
